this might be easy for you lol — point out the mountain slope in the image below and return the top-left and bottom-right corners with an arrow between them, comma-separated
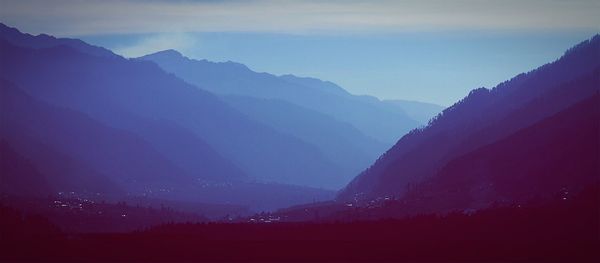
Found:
340,35 -> 600,201
138,50 -> 421,144
403,93 -> 599,213
222,95 -> 387,179
0,141 -> 52,196
0,79 -> 190,191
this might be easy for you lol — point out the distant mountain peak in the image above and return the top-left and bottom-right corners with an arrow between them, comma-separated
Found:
146,49 -> 186,59
139,51 -> 252,73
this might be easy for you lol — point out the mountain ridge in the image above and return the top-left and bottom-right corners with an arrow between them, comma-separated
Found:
138,50 -> 432,144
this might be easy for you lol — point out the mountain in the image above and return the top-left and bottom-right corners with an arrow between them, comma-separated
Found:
138,50 -> 423,144
221,95 -> 387,179
399,93 -> 599,214
0,23 -> 346,190
339,35 -> 600,202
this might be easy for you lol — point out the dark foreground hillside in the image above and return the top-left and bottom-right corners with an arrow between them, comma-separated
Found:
2,187 -> 598,262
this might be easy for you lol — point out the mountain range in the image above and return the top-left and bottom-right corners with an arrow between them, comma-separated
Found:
138,50 -> 438,145
0,23 -> 441,212
138,50 -> 443,178
1,22 -> 596,216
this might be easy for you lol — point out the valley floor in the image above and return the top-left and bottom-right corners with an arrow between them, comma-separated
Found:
1,187 -> 598,262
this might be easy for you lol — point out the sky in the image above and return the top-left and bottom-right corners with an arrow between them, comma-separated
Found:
1,0 -> 598,105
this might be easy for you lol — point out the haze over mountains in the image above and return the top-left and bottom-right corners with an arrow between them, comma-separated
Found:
1,22 -> 597,220
0,23 -> 441,213
138,50 -> 433,145
1,0 -> 599,259
138,50 -> 442,179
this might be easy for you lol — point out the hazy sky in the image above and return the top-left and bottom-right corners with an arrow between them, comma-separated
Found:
1,0 -> 598,105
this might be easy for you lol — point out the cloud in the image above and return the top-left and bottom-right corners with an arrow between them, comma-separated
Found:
1,0 -> 599,36
112,32 -> 198,58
